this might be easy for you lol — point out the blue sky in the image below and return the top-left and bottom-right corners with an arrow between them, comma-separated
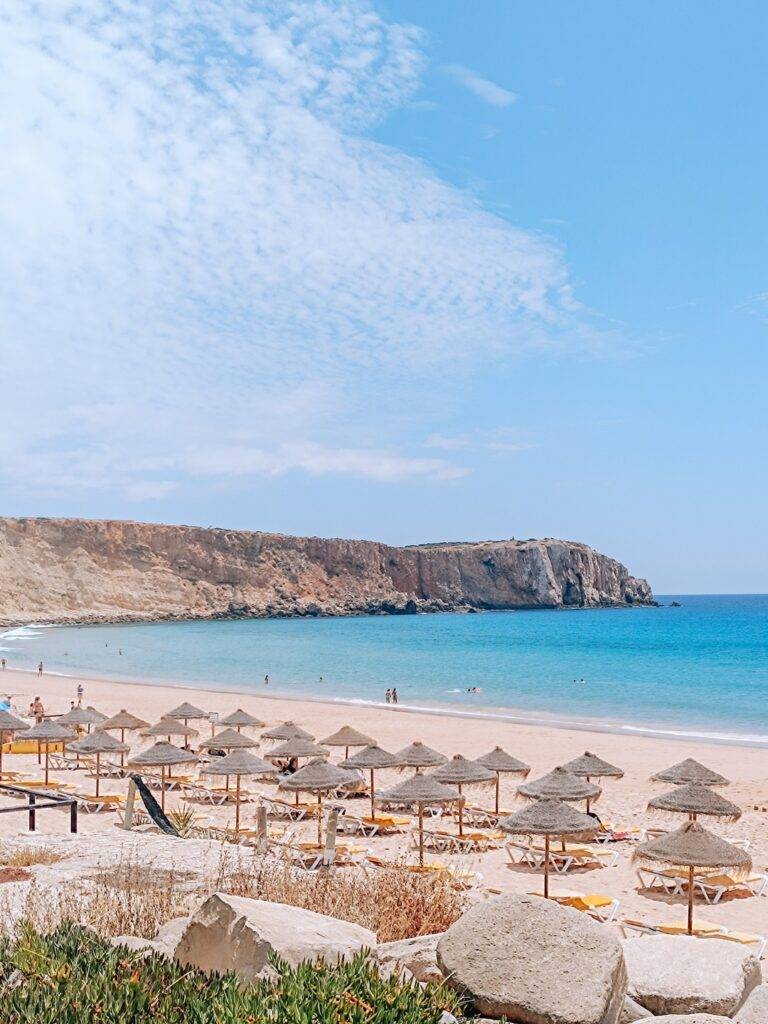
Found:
1,1 -> 766,594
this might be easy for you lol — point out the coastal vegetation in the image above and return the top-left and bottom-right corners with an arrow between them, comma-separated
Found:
0,922 -> 463,1023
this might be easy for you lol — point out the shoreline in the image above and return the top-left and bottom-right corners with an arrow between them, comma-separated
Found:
5,662 -> 768,750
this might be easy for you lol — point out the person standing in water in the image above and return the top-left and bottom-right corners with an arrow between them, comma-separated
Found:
384,689 -> 391,704
37,661 -> 43,676
391,688 -> 398,704
264,674 -> 269,686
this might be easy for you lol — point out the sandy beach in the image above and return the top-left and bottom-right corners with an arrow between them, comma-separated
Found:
2,666 -> 767,939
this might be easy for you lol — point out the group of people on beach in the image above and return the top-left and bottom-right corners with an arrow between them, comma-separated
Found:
384,688 -> 398,704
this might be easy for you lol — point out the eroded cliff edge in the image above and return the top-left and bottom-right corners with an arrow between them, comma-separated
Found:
0,518 -> 653,625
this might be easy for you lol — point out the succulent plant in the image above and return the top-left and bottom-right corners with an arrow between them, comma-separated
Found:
0,922 -> 464,1023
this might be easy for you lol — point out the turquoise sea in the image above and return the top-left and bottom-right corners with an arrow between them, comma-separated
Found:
2,595 -> 767,745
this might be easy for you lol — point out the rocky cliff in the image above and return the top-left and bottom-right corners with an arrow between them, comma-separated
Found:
0,518 -> 653,625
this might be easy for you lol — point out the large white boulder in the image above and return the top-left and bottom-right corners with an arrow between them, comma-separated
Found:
623,936 -> 761,1017
374,933 -> 442,983
154,916 -> 190,955
736,983 -> 768,1023
437,893 -> 627,1023
174,893 -> 376,981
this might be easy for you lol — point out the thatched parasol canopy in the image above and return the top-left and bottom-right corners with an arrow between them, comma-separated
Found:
220,709 -> 265,729
201,749 -> 277,830
130,740 -> 198,768
0,710 -> 29,775
380,773 -> 460,866
69,730 -> 129,796
101,710 -> 149,731
85,706 -> 108,723
279,758 -> 359,843
648,783 -> 742,823
499,798 -> 597,898
518,767 -> 601,810
0,710 -> 29,733
261,721 -> 314,741
266,738 -> 329,760
340,744 -> 401,819
431,754 -> 495,837
476,746 -> 530,775
561,751 -> 624,779
651,757 -> 729,787
57,707 -> 104,728
69,731 -> 128,755
166,702 -> 208,720
23,720 -> 75,784
634,820 -> 751,934
393,740 -> 447,770
320,725 -> 376,757
200,727 -> 258,751
144,717 -> 198,739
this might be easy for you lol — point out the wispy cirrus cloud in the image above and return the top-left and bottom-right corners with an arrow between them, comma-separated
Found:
440,64 -> 518,106
1,1 -> 585,503
425,429 -> 536,455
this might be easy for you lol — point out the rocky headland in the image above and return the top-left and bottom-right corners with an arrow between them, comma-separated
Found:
0,517 -> 653,625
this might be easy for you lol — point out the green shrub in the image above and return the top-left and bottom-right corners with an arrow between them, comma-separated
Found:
0,922 -> 464,1023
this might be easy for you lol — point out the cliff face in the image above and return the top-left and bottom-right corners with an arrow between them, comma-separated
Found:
0,518 -> 653,625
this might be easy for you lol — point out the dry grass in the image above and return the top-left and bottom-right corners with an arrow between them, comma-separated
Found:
0,845 -> 465,942
0,844 -> 68,868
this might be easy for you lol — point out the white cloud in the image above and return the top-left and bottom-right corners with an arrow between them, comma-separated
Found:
441,64 -> 517,106
425,429 -> 535,455
0,1 -> 587,503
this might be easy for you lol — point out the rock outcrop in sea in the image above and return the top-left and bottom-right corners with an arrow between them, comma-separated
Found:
0,517 -> 654,625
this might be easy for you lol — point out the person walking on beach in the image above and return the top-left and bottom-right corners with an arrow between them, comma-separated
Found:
264,674 -> 269,687
1,658 -> 6,670
76,683 -> 84,706
391,688 -> 398,705
37,661 -> 43,676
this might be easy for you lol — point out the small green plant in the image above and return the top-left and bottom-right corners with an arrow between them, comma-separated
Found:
166,803 -> 203,837
0,922 -> 464,1023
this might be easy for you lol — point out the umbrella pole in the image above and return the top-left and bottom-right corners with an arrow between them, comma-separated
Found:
495,773 -> 500,815
544,833 -> 550,898
44,747 -> 49,785
235,775 -> 241,833
418,804 -> 424,866
37,739 -> 41,765
0,730 -> 4,776
161,765 -> 166,812
370,769 -> 375,820
95,752 -> 100,798
458,784 -> 464,837
317,791 -> 323,845
688,865 -> 694,935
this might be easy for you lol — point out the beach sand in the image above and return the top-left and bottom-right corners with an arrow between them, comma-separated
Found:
2,666 -> 767,938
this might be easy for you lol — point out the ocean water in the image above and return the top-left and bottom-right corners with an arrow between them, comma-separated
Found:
2,595 -> 767,743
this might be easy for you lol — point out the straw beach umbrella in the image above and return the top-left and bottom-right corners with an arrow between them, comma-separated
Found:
266,738 -> 329,805
279,758 -> 358,844
201,749 -> 277,832
23,720 -> 75,784
499,798 -> 597,898
379,773 -> 459,866
129,741 -> 197,811
432,755 -> 495,837
518,766 -> 601,807
0,710 -> 28,777
220,709 -> 265,733
200,727 -> 258,751
321,725 -> 376,761
144,717 -> 199,744
85,706 -> 108,724
340,744 -> 401,819
476,746 -> 530,815
262,721 -> 314,742
634,821 -> 751,935
166,702 -> 209,727
58,706 -> 105,734
560,752 -> 622,813
68,731 -> 129,797
393,740 -> 447,773
101,709 -> 149,767
648,783 -> 742,823
651,758 -> 729,787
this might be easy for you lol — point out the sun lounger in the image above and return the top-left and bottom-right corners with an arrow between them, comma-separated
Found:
178,780 -> 229,805
48,753 -> 83,771
406,862 -> 483,890
506,840 -> 546,869
77,793 -> 126,813
692,872 -> 768,904
549,891 -> 620,924
620,918 -> 766,958
459,805 -> 512,828
0,778 -> 75,793
700,930 -> 767,959
635,866 -> 684,894
262,796 -> 310,821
